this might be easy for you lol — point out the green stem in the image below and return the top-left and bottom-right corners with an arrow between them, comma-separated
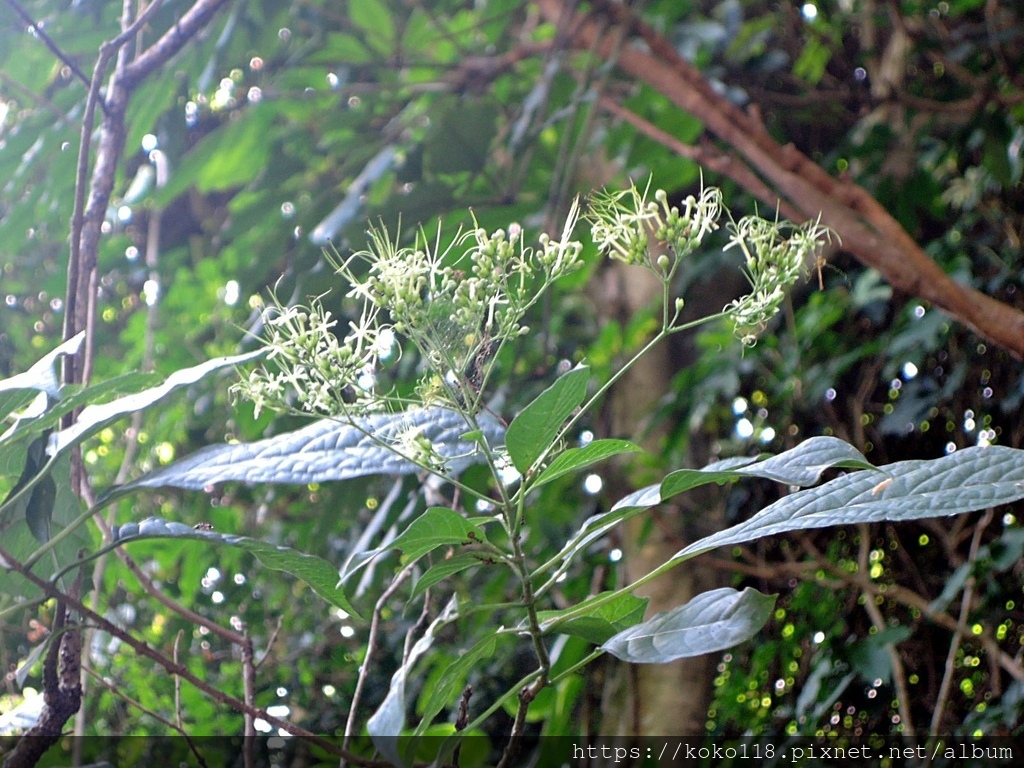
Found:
541,548 -> 704,634
549,648 -> 605,685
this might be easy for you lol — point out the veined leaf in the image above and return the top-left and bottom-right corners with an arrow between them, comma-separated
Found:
506,365 -> 589,475
110,517 -> 360,619
614,436 -> 877,512
538,591 -> 649,645
101,407 -> 504,504
52,350 -> 263,458
533,439 -> 642,489
674,445 -> 1024,563
602,587 -> 776,663
389,507 -> 489,563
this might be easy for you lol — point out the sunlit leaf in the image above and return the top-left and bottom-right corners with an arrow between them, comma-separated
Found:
506,366 -> 589,475
101,407 -> 504,503
538,591 -> 649,645
110,517 -> 361,619
0,332 -> 84,424
602,587 -> 776,663
52,351 -> 263,458
389,507 -> 489,563
674,445 -> 1024,562
533,439 -> 642,489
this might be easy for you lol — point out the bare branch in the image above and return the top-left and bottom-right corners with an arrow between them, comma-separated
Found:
122,0 -> 231,86
539,0 -> 1024,358
4,0 -> 94,94
0,543 -> 389,767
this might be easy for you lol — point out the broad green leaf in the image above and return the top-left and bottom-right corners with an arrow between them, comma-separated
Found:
414,634 -> 499,736
848,626 -> 914,683
0,454 -> 86,601
411,553 -> 486,599
601,587 -> 776,663
506,366 -> 589,475
102,407 -> 504,504
369,596 -> 459,766
533,439 -> 642,489
0,374 -> 162,491
152,107 -> 275,206
538,591 -> 649,645
541,436 -> 864,584
110,517 -> 361,620
655,436 -> 874,505
1,433 -> 50,529
389,507 -> 488,563
673,445 -> 1024,563
52,351 -> 263,458
350,0 -> 395,54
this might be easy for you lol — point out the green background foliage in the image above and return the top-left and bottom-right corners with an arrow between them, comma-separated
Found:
1,0 -> 1023,759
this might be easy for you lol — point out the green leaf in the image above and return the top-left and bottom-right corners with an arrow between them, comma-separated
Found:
611,436 -> 877,512
411,553 -> 485,600
102,407 -> 504,503
414,634 -> 499,736
533,439 -> 642,489
538,591 -> 649,645
675,445 -> 1024,563
506,366 -> 589,475
110,517 -> 361,620
1,433 -> 50,527
389,507 -> 488,563
369,596 -> 459,765
53,350 -> 264,459
152,107 -> 274,206
350,0 -> 395,54
424,99 -> 499,174
0,332 -> 84,423
601,587 -> 776,663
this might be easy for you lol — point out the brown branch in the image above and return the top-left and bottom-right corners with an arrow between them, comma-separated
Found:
597,96 -> 802,221
4,0 -> 94,95
0,545 -> 387,767
122,0 -> 231,86
81,665 -> 208,768
539,0 -> 1024,358
3,603 -> 81,768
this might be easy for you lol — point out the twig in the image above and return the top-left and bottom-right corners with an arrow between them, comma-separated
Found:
0,543 -> 387,767
82,665 -> 208,768
930,509 -> 993,734
4,0 -> 94,94
256,616 -> 284,670
856,523 -> 915,739
342,561 -> 417,756
242,630 -> 256,768
174,630 -> 185,729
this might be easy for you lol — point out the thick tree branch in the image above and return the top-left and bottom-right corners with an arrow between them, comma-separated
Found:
540,0 -> 1024,358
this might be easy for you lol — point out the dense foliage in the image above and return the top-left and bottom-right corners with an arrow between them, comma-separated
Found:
1,0 -> 1023,763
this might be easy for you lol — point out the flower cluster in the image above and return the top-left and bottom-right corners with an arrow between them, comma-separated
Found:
237,202 -> 585,418
587,181 -> 722,270
235,295 -> 388,417
724,214 -> 833,345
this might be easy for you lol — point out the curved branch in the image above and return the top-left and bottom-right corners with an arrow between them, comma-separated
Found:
540,0 -> 1024,358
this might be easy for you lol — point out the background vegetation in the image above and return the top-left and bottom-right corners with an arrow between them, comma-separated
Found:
1,0 -> 1023,762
